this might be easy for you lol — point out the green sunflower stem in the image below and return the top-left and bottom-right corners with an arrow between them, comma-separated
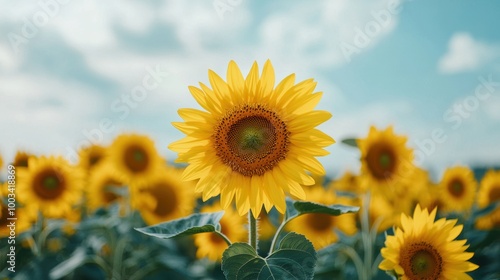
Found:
248,210 -> 258,251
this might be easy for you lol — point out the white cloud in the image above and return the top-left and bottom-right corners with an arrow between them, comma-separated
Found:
0,73 -> 103,162
438,33 -> 500,74
0,43 -> 20,71
258,0 -> 402,67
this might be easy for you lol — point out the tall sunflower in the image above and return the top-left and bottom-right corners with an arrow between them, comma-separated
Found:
287,186 -> 357,250
475,170 -> 500,230
169,60 -> 334,217
131,166 -> 195,226
17,156 -> 84,218
379,204 -> 478,279
194,204 -> 247,262
108,134 -> 163,185
357,126 -> 414,199
439,166 -> 477,213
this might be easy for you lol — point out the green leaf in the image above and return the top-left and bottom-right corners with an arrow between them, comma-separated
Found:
135,211 -> 224,239
293,201 -> 359,217
222,233 -> 317,280
341,138 -> 358,148
284,197 -> 359,222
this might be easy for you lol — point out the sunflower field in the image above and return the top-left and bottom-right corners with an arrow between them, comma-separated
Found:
1,61 -> 499,280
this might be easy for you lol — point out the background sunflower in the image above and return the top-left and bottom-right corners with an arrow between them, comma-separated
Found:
132,165 -> 195,226
357,126 -> 415,201
193,204 -> 247,262
439,166 -> 477,213
17,156 -> 84,218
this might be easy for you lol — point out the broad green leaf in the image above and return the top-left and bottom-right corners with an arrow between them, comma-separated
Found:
135,211 -> 224,239
222,233 -> 317,280
341,138 -> 358,148
284,197 -> 359,222
293,201 -> 359,216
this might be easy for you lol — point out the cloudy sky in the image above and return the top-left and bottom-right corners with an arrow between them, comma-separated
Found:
1,0 -> 499,179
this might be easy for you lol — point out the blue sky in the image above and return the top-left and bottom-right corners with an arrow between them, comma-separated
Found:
1,0 -> 499,179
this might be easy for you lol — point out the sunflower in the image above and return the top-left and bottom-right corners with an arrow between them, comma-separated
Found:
439,166 -> 477,213
86,164 -> 126,212
329,170 -> 365,194
131,166 -> 195,226
477,169 -> 500,208
13,150 -> 34,168
367,192 -> 397,233
258,208 -> 279,240
0,183 -> 34,237
169,60 -> 334,217
78,144 -> 107,172
108,134 -> 163,185
475,208 -> 500,230
17,156 -> 84,218
475,170 -> 500,230
379,204 -> 478,279
287,186 -> 357,250
0,153 -> 3,169
357,126 -> 415,199
194,204 -> 247,262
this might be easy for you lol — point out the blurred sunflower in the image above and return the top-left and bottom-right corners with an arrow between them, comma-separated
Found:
194,204 -> 247,262
379,205 -> 478,279
439,166 -> 477,213
0,153 -> 3,169
0,183 -> 34,237
258,208 -> 279,240
108,134 -> 163,184
169,60 -> 334,217
13,150 -> 34,168
367,192 -> 397,233
17,156 -> 84,218
477,169 -> 500,208
287,186 -> 357,250
475,170 -> 500,230
87,164 -> 126,212
329,170 -> 365,194
132,166 -> 195,226
78,144 -> 107,172
357,126 -> 414,198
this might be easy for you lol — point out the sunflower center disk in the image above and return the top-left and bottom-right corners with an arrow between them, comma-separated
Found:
214,105 -> 289,177
448,179 -> 465,198
148,183 -> 178,216
306,213 -> 333,232
103,180 -> 123,203
1,206 -> 9,227
488,186 -> 500,203
34,169 -> 65,200
402,242 -> 442,279
124,146 -> 149,172
366,143 -> 397,180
